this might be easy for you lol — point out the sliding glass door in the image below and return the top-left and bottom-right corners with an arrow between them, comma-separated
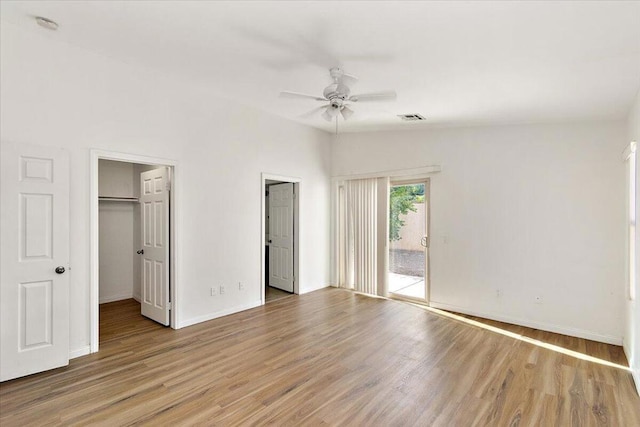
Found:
388,179 -> 429,302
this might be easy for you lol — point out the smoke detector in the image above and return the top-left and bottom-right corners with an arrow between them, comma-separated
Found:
398,114 -> 426,121
35,16 -> 59,31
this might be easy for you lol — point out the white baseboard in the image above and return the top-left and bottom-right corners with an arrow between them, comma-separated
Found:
429,301 -> 622,346
69,345 -> 91,359
626,339 -> 640,396
132,294 -> 141,303
299,283 -> 331,294
633,368 -> 640,396
99,293 -> 134,304
177,300 -> 262,329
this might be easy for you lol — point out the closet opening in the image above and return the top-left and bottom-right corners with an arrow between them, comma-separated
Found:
90,151 -> 178,353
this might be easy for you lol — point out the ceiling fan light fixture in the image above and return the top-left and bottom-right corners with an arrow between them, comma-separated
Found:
341,106 -> 354,120
279,68 -> 396,125
328,104 -> 340,115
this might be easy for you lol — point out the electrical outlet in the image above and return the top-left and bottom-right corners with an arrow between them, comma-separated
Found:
496,289 -> 502,298
210,287 -> 217,296
534,296 -> 543,304
238,281 -> 244,291
220,285 -> 226,295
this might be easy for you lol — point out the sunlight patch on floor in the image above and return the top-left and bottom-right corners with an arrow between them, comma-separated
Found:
409,303 -> 630,371
333,288 -> 629,371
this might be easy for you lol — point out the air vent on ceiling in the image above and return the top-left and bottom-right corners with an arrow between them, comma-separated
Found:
398,114 -> 426,121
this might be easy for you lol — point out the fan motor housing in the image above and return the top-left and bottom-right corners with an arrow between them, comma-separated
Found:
323,83 -> 350,101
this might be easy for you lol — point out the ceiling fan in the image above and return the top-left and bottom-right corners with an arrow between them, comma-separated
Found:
279,67 -> 397,122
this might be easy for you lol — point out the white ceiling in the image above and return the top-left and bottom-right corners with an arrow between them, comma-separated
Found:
2,1 -> 639,133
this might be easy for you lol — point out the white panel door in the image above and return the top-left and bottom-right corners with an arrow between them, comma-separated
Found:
1,142 -> 70,382
139,167 -> 170,326
268,183 -> 294,292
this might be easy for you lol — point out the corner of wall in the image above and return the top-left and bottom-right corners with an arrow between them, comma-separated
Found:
299,282 -> 331,295
628,84 -> 640,396
177,300 -> 262,329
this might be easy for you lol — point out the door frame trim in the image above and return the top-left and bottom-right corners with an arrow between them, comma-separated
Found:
261,173 -> 301,304
387,177 -> 431,305
89,150 -> 180,353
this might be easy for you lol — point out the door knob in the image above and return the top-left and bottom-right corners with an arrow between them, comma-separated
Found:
55,266 -> 65,274
268,240 -> 272,243
137,249 -> 144,255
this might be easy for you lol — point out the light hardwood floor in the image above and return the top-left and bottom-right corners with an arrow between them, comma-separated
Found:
265,286 -> 293,303
1,288 -> 639,425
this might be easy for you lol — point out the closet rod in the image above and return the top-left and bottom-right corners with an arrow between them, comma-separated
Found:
98,196 -> 139,202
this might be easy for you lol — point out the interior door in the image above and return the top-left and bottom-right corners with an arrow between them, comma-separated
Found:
139,167 -> 170,326
268,183 -> 294,292
1,142 -> 70,381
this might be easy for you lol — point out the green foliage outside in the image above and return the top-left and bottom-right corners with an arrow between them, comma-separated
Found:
389,185 -> 424,241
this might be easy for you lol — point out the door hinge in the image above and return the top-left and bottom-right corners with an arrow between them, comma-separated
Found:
293,192 -> 296,199
167,302 -> 172,310
166,182 -> 171,192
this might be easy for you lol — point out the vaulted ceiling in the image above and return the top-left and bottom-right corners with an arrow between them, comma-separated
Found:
2,1 -> 639,133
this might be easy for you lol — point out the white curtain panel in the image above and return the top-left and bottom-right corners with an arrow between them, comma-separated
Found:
344,178 -> 378,295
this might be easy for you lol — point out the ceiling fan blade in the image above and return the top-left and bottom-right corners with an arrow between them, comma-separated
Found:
279,91 -> 326,101
321,108 -> 333,122
299,105 -> 329,119
342,54 -> 395,63
339,73 -> 358,87
349,91 -> 397,102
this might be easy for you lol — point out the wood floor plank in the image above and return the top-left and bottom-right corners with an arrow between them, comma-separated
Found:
1,289 -> 639,425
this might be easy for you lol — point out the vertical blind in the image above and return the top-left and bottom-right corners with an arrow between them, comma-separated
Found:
342,178 -> 378,295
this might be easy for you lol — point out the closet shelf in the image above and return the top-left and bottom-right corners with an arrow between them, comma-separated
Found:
99,196 -> 139,202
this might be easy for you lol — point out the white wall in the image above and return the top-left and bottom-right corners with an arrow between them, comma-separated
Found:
99,160 -> 136,198
99,202 -> 135,302
0,23 -> 331,355
627,87 -> 640,391
332,121 -> 626,343
98,160 -> 136,303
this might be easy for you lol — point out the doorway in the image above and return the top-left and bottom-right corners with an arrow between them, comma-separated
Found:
261,174 -> 300,304
388,179 -> 430,303
90,150 -> 179,353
